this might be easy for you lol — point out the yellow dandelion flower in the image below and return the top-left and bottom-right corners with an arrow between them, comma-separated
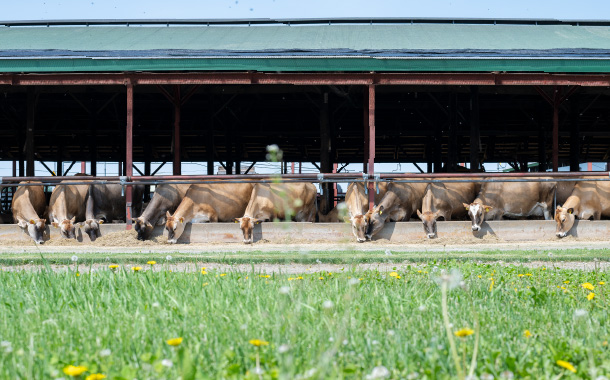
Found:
588,292 -> 595,301
524,330 -> 532,338
561,286 -> 566,290
220,273 -> 227,277
477,275 -> 482,278
556,360 -> 576,373
108,264 -> 119,269
600,281 -> 605,285
63,365 -> 88,376
564,280 -> 570,284
525,273 -> 532,276
166,337 -> 183,346
131,267 -> 142,272
297,276 -> 304,280
147,261 -> 156,265
288,277 -> 295,281
389,272 -> 399,277
327,272 -> 333,276
417,270 -> 422,273
542,267 -> 546,270
395,275 -> 401,279
319,277 -> 324,280
454,328 -> 475,338
259,274 -> 271,278
582,282 -> 595,291
86,374 -> 107,380
518,274 -> 524,277
201,267 -> 206,270
76,273 -> 80,277
489,278 -> 495,292
603,341 -> 608,346
201,270 -> 207,275
202,282 -> 209,287
249,339 -> 269,347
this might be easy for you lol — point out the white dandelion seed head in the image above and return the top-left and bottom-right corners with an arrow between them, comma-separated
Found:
418,305 -> 426,312
372,340 -> 379,345
252,367 -> 264,375
500,371 -> 514,380
161,359 -> 173,368
385,249 -> 392,256
328,337 -> 334,342
406,372 -> 420,380
279,286 -> 290,295
342,339 -> 349,345
99,349 -> 111,357
574,308 -> 588,318
365,366 -> 390,379
387,329 -> 395,336
165,255 -> 172,261
481,373 -> 495,380
71,255 -> 78,262
152,302 -> 160,308
240,324 -> 247,331
322,300 -> 334,309
547,252 -> 553,258
278,344 -> 290,353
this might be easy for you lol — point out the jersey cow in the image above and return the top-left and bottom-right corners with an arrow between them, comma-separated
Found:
366,182 -> 428,240
48,180 -> 89,239
84,184 -> 144,241
165,183 -> 253,244
417,182 -> 478,238
234,183 -> 317,244
343,182 -> 387,242
133,183 -> 190,240
11,182 -> 47,244
555,181 -> 610,237
464,181 -> 556,231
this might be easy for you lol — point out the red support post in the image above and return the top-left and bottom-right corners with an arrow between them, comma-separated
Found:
80,161 -> 86,174
367,84 -> 376,210
363,89 -> 369,174
173,85 -> 181,175
125,81 -> 134,230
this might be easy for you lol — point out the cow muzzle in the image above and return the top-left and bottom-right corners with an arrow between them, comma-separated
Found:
556,232 -> 567,238
357,237 -> 366,243
243,238 -> 253,244
471,225 -> 481,232
168,238 -> 178,244
427,233 -> 436,239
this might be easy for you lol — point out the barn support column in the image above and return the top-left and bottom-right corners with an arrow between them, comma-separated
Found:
448,92 -> 458,172
469,86 -> 480,172
320,92 -> 332,215
569,95 -> 580,171
433,123 -> 442,173
366,85 -> 376,210
552,90 -> 560,172
26,87 -> 35,177
173,85 -> 181,175
207,115 -> 214,175
125,81 -> 134,230
144,141 -> 152,202
363,90 -> 369,174
89,98 -> 97,176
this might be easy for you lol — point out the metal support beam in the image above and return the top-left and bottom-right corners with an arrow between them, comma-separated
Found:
26,87 -> 35,176
173,85 -> 181,175
320,92 -> 332,214
552,87 -> 562,172
151,161 -> 167,176
63,161 -> 76,176
448,92 -> 458,171
469,86 -> 480,172
570,95 -> 580,172
207,107 -> 215,176
367,84 -> 376,210
125,81 -> 134,230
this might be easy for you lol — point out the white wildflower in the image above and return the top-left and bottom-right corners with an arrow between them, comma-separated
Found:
574,309 -> 588,318
481,373 -> 494,380
387,329 -> 395,336
365,366 -> 390,379
322,300 -> 334,309
99,349 -> 111,357
152,302 -> 160,308
161,359 -> 173,368
278,344 -> 290,354
406,372 -> 420,380
166,255 -> 173,261
348,278 -> 360,286
547,252 -> 553,258
385,249 -> 392,256
71,255 -> 78,262
279,286 -> 290,295
328,337 -> 334,342
500,371 -> 514,380
342,339 -> 349,345
252,367 -> 264,375
418,305 -> 426,312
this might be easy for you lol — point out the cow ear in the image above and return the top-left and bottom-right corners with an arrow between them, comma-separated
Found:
146,222 -> 153,228
233,218 -> 240,223
416,209 -> 423,219
378,205 -> 384,214
98,220 -> 104,224
166,211 -> 172,218
51,222 -> 59,228
556,205 -> 562,210
484,205 -> 493,213
179,217 -> 184,224
567,208 -> 574,214
18,220 -> 27,228
70,216 -> 76,223
462,203 -> 470,210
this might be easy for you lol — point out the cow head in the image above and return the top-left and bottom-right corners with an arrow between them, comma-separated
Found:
234,216 -> 262,244
347,213 -> 368,243
555,205 -> 575,238
83,219 -> 103,241
133,217 -> 154,241
365,205 -> 388,240
165,211 -> 186,244
51,216 -> 77,239
417,209 -> 441,239
463,203 -> 492,232
18,218 -> 46,244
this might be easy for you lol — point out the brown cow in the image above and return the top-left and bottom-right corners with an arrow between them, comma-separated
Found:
555,181 -> 610,237
343,182 -> 388,242
234,183 -> 317,244
417,182 -> 478,238
11,182 -> 47,244
48,179 -> 89,239
83,184 -> 144,241
165,183 -> 253,244
366,182 -> 428,239
464,181 -> 556,231
133,183 -> 191,240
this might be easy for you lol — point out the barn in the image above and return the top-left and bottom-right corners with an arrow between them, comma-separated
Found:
1,18 -> 610,219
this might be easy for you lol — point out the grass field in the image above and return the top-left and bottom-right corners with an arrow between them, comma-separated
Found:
1,255 -> 609,379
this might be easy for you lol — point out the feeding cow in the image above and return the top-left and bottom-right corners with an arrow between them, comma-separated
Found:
366,182 -> 428,239
342,182 -> 388,242
463,181 -> 556,232
132,183 -> 191,241
165,183 -> 253,244
11,182 -> 47,244
417,182 -> 479,238
48,179 -> 89,239
555,181 -> 610,237
83,184 -> 144,241
234,183 -> 317,244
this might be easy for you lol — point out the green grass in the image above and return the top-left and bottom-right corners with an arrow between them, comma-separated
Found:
1,260 -> 609,379
1,248 -> 610,266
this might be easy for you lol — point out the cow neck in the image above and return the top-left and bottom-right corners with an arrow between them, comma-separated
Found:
174,197 -> 196,223
15,190 -> 39,222
422,186 -> 434,213
380,188 -> 400,213
563,195 -> 581,214
54,188 -> 70,221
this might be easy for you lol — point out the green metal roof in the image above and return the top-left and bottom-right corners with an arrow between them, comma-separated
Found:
1,20 -> 610,73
